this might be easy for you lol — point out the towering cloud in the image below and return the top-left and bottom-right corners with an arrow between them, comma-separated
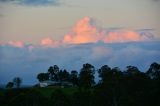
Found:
63,17 -> 102,44
0,17 -> 156,48
63,17 -> 154,44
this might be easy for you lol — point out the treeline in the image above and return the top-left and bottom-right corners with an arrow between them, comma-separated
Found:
36,62 -> 160,88
0,62 -> 160,106
37,65 -> 79,86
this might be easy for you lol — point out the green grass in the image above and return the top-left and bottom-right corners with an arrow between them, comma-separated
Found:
0,86 -> 79,98
32,86 -> 79,98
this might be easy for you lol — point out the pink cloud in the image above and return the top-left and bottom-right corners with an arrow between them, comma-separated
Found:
40,37 -> 59,47
63,17 -> 102,44
8,41 -> 24,48
103,30 -> 150,43
0,17 -> 155,47
63,17 -> 154,44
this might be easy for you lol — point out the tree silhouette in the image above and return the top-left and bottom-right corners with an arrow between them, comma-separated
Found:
37,73 -> 49,82
13,77 -> 22,88
70,70 -> 78,86
98,65 -> 125,106
58,69 -> 70,82
2,62 -> 160,106
146,62 -> 160,79
98,65 -> 111,83
48,65 -> 59,81
126,65 -> 140,75
79,63 -> 95,88
6,82 -> 14,88
146,62 -> 160,106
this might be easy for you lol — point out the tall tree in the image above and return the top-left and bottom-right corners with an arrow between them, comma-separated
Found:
48,65 -> 59,81
98,66 -> 126,106
70,70 -> 78,86
13,77 -> 22,88
146,62 -> 160,106
98,65 -> 111,83
79,63 -> 95,88
146,62 -> 160,79
123,65 -> 151,106
63,69 -> 70,81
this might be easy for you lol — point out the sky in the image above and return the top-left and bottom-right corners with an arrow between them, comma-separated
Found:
0,0 -> 160,85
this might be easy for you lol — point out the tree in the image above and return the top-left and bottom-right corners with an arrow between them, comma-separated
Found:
146,62 -> 160,79
37,73 -> 49,82
6,82 -> 14,88
122,66 -> 152,106
79,63 -> 95,88
146,62 -> 160,106
70,70 -> 78,86
58,69 -> 70,83
126,66 -> 140,75
98,66 -> 124,106
62,69 -> 70,81
98,65 -> 111,83
48,65 -> 59,81
13,77 -> 22,88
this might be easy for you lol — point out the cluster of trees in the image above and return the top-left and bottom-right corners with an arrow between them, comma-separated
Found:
37,63 -> 96,87
6,77 -> 22,88
1,62 -> 160,106
37,65 -> 79,86
94,63 -> 160,106
37,62 -> 160,88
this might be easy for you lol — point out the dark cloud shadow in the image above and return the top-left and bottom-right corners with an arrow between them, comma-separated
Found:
0,0 -> 60,6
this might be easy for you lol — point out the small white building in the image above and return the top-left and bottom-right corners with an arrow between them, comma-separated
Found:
38,80 -> 73,87
39,80 -> 60,87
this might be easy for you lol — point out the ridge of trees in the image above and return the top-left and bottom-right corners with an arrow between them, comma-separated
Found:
36,62 -> 160,88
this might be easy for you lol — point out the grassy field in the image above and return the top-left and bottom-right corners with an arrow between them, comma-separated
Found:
33,86 -> 79,97
0,86 -> 79,98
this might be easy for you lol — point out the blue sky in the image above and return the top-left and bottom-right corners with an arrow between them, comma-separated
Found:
0,41 -> 160,85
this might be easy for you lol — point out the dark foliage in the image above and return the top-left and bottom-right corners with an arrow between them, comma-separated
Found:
37,73 -> 49,82
79,63 -> 95,88
13,77 -> 22,88
2,89 -> 51,106
1,62 -> 160,106
51,89 -> 71,106
70,70 -> 78,86
6,82 -> 14,88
